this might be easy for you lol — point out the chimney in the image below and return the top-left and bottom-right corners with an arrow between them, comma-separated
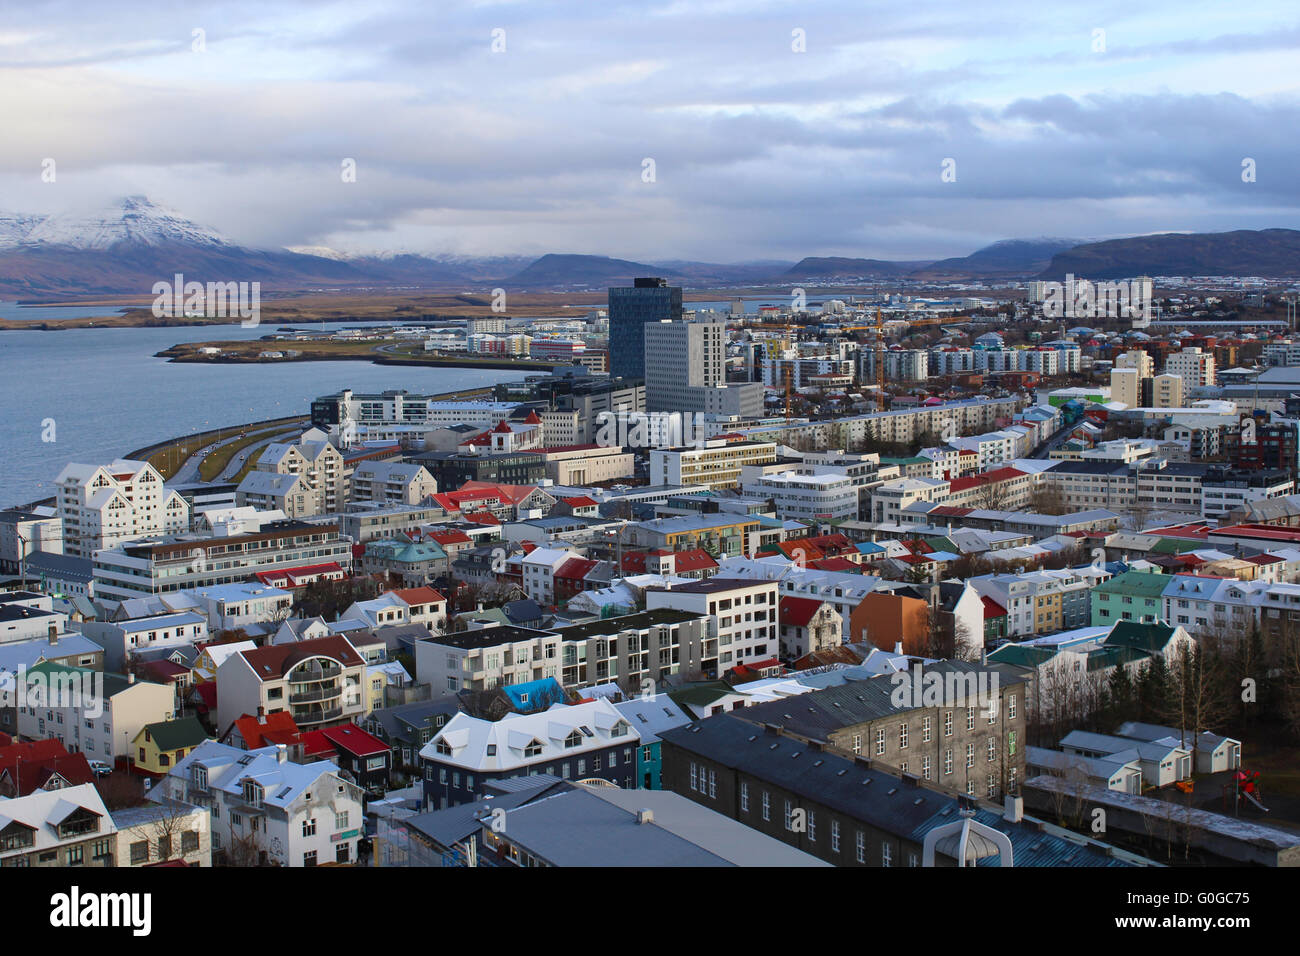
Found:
762,722 -> 782,736
1004,793 -> 1023,823
636,808 -> 654,825
257,706 -> 267,725
47,624 -> 58,645
276,743 -> 287,764
893,641 -> 903,655
128,673 -> 135,684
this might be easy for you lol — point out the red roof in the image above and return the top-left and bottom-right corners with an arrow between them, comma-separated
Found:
139,659 -> 190,682
554,556 -> 598,582
393,586 -> 447,606
671,548 -> 718,573
229,712 -> 301,749
458,480 -> 542,506
0,740 -> 94,795
1212,524 -> 1300,543
1244,553 -> 1284,565
424,529 -> 472,546
463,511 -> 501,526
193,682 -> 217,712
621,552 -> 648,573
562,495 -> 598,508
238,636 -> 364,681
492,420 -> 514,434
981,596 -> 1007,618
306,723 -> 389,758
779,596 -> 826,628
522,411 -> 544,425
811,556 -> 860,573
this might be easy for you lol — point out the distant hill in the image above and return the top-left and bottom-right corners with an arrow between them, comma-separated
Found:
785,257 -> 928,279
503,253 -> 677,287
912,238 -> 1083,279
1039,229 -> 1300,279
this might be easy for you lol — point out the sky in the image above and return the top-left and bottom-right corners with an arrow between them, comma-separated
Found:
1,0 -> 1298,262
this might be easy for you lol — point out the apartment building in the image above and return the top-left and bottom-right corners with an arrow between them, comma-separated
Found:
55,460 -> 190,558
238,434 -> 346,517
112,799 -> 211,867
349,461 -> 438,506
215,636 -> 368,733
650,440 -> 778,491
645,578 -> 779,671
739,664 -> 1028,798
627,514 -> 761,557
415,609 -> 713,694
81,611 -> 209,671
14,662 -> 175,764
418,698 -> 640,809
91,521 -> 352,608
1165,347 -> 1216,387
157,740 -> 365,866
743,471 -> 860,521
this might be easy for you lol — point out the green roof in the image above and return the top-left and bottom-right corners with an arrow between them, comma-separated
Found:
1094,570 -> 1169,599
138,716 -> 210,752
1105,620 -> 1178,653
986,644 -> 1057,668
1148,538 -> 1196,555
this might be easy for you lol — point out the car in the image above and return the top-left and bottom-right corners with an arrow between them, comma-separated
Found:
87,760 -> 113,778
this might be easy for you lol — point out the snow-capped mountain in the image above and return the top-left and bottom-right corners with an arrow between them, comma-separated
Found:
13,196 -> 231,250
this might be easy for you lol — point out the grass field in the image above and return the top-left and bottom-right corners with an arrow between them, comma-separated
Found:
230,445 -> 268,485
197,425 -> 296,482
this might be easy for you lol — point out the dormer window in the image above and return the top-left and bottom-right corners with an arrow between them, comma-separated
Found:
523,739 -> 543,758
435,739 -> 452,756
564,730 -> 583,749
192,766 -> 208,789
242,781 -> 264,807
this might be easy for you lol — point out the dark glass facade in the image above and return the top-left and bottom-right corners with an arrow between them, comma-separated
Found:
609,278 -> 682,380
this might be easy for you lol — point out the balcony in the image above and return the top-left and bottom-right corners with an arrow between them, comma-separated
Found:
290,663 -> 342,682
293,706 -> 345,727
289,683 -> 344,705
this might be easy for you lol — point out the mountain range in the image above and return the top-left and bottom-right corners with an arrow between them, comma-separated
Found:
0,197 -> 1296,299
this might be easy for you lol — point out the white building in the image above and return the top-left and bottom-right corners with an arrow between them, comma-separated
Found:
645,577 -> 779,670
742,471 -> 860,521
155,740 -> 365,866
55,460 -> 190,558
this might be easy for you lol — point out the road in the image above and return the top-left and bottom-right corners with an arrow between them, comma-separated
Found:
216,429 -> 302,482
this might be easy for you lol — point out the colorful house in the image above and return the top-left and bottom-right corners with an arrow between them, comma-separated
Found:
132,716 -> 211,777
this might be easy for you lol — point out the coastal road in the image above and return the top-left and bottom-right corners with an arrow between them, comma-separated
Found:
216,429 -> 302,482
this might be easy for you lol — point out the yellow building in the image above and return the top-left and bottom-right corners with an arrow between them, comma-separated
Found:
132,717 -> 210,776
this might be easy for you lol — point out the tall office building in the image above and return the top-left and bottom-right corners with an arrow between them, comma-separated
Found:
644,316 -> 762,417
609,277 -> 682,380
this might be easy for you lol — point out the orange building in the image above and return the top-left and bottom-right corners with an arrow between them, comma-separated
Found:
851,592 -> 930,656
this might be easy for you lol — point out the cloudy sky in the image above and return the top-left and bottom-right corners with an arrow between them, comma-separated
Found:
2,0 -> 1298,262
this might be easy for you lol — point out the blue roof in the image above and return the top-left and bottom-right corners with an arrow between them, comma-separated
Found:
502,677 -> 566,713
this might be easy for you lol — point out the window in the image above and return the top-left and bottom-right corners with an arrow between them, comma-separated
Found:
830,820 -> 840,852
181,831 -> 199,854
881,842 -> 892,867
564,730 -> 582,749
784,801 -> 794,831
335,811 -> 350,830
852,734 -> 862,755
808,810 -> 816,841
922,716 -> 931,742
66,846 -> 84,865
898,722 -> 909,749
740,781 -> 749,812
875,729 -> 885,755
966,743 -> 975,768
130,841 -> 148,864
761,791 -> 770,821
987,774 -> 996,798
944,711 -> 953,737
987,738 -> 997,762
304,850 -> 317,867
967,707 -> 975,731
944,749 -> 953,775
1008,695 -> 1017,719
855,830 -> 865,863
302,818 -> 316,837
921,755 -> 931,780
708,770 -> 716,798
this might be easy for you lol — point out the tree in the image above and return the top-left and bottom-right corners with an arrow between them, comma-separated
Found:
1160,639 -> 1234,765
1029,483 -> 1068,516
120,799 -> 199,866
